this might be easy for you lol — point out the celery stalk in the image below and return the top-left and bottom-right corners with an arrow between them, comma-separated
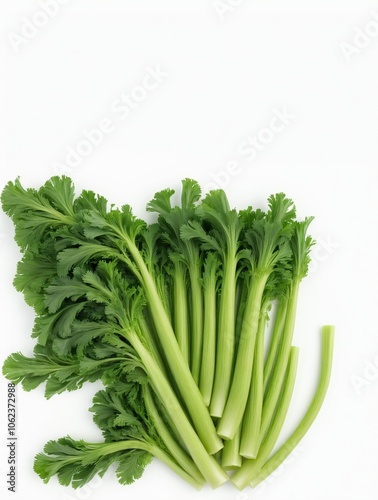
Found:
250,326 -> 334,488
232,346 -> 299,489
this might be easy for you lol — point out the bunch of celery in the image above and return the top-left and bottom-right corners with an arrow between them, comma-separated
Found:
1,177 -> 334,490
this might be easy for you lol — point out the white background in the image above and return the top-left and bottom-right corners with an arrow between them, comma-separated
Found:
1,1 -> 377,499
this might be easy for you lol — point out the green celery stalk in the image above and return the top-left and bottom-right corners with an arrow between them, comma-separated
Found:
143,385 -> 205,486
199,253 -> 219,406
188,260 -> 203,384
250,326 -> 334,488
171,259 -> 190,364
258,279 -> 299,444
221,426 -> 242,470
217,193 -> 296,439
146,179 -> 205,385
263,297 -> 287,392
258,217 -> 315,445
232,346 -> 299,489
180,189 -> 242,418
126,329 -> 228,488
126,238 -> 223,455
216,274 -> 267,439
37,438 -> 204,490
209,255 -> 239,417
240,300 -> 271,458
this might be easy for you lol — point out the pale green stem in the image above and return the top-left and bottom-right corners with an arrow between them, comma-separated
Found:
63,439 -> 204,490
188,263 -> 203,385
126,238 -> 223,455
127,330 -> 228,488
199,254 -> 218,406
240,300 -> 270,458
250,326 -> 334,488
209,255 -> 238,418
217,274 -> 267,439
259,280 -> 300,444
221,426 -> 242,470
263,297 -> 288,392
232,346 -> 299,489
172,261 -> 190,364
143,385 -> 205,486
